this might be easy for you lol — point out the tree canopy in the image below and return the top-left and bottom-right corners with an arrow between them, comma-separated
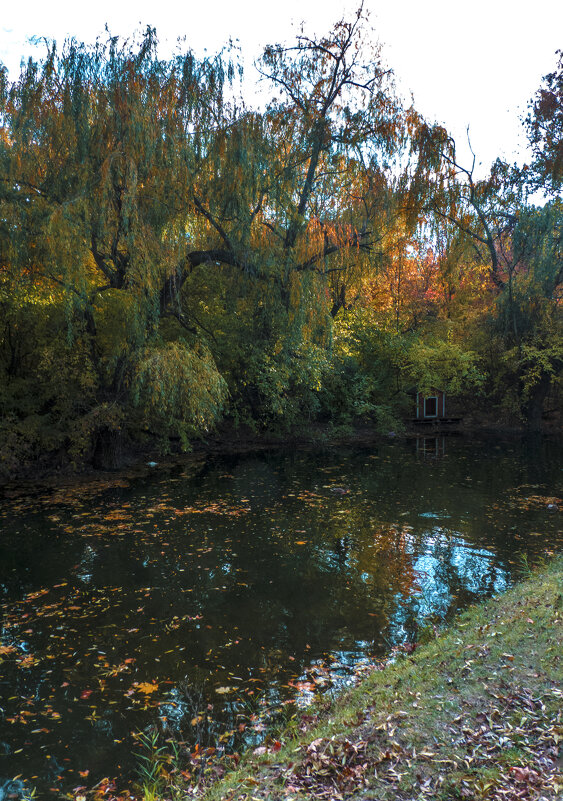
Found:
0,13 -> 561,474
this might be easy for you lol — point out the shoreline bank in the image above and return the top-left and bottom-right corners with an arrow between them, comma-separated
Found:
181,556 -> 563,801
1,421 -> 560,496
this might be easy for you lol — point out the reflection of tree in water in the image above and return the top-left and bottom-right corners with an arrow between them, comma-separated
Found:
333,535 -> 350,565
389,528 -> 509,644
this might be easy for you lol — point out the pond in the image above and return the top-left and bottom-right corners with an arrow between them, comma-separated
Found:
0,434 -> 562,797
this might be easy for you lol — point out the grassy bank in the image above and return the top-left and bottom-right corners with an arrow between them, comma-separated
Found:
177,556 -> 563,801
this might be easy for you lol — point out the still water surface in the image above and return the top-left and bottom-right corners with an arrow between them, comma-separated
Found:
0,435 -> 561,796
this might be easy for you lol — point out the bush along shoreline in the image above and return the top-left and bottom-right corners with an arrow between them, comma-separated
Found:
151,556 -> 563,801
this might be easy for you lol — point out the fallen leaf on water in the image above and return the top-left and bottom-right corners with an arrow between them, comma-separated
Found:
136,682 -> 158,694
18,655 -> 38,668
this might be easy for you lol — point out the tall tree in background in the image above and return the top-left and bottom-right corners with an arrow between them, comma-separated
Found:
427,94 -> 562,429
525,49 -> 563,196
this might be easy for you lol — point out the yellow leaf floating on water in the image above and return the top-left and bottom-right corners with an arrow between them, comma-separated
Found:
135,682 -> 158,694
215,686 -> 234,694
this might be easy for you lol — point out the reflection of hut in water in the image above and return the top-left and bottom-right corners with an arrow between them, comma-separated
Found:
413,387 -> 462,428
416,436 -> 446,458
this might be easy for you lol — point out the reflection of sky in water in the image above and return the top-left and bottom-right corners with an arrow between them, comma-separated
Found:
308,525 -> 513,692
76,544 -> 97,583
389,527 -> 508,642
419,511 -> 451,519
292,647 -> 376,707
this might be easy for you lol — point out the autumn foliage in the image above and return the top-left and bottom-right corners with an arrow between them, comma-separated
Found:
0,13 -> 561,474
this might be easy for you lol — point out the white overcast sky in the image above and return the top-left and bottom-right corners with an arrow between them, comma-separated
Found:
1,0 -> 561,174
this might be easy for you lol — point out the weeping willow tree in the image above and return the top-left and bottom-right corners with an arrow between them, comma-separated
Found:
0,28 -> 239,464
0,10 -> 444,468
494,202 -> 563,429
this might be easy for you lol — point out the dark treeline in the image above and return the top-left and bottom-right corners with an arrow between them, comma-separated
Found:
0,12 -> 561,475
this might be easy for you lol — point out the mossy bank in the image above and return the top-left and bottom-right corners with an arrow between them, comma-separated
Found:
182,556 -> 563,801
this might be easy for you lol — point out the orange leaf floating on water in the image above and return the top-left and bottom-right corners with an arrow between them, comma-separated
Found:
18,655 -> 38,668
26,589 -> 49,600
0,645 -> 16,655
295,541 -> 307,545
135,682 -> 159,694
80,689 -> 93,699
289,680 -> 316,692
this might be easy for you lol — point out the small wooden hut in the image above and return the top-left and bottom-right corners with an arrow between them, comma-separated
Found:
415,388 -> 446,421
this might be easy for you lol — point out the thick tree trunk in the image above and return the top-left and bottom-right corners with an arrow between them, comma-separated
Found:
524,373 -> 551,432
92,427 -> 124,470
330,285 -> 346,318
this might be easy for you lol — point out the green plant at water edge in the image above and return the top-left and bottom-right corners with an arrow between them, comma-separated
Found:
134,725 -> 218,799
516,552 -> 533,579
515,551 -> 548,579
134,729 -> 169,798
